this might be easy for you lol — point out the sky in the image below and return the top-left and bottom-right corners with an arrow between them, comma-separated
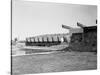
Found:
12,0 -> 97,40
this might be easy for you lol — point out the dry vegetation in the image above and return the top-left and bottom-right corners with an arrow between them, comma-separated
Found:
12,51 -> 97,75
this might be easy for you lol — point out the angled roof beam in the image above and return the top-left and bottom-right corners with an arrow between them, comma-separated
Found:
77,22 -> 87,28
62,24 -> 73,30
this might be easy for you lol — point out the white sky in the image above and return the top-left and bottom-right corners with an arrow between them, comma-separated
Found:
12,0 -> 97,40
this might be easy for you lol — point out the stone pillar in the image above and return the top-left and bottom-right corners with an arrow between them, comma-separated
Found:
57,36 -> 60,43
47,37 -> 49,42
42,37 -> 44,42
52,37 -> 54,42
37,37 -> 40,42
30,38 -> 32,43
33,37 -> 35,43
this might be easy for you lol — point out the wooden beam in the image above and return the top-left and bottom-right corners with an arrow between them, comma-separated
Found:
62,24 -> 72,29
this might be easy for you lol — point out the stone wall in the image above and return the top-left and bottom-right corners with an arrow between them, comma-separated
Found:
69,27 -> 97,52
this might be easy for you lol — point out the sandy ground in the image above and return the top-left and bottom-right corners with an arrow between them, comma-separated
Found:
12,51 -> 97,75
12,44 -> 68,55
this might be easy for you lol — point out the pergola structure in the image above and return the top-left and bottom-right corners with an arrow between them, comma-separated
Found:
25,34 -> 69,46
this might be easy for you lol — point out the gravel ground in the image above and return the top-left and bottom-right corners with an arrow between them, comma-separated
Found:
12,51 -> 97,75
